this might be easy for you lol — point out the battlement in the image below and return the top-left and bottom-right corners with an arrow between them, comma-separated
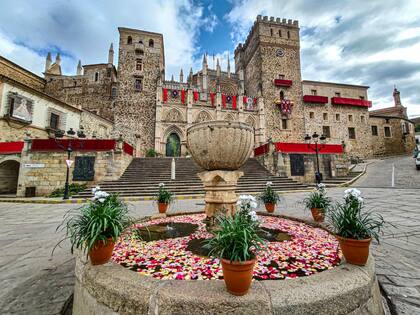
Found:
234,15 -> 299,55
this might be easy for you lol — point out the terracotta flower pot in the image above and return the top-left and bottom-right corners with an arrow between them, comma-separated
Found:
310,208 -> 325,222
158,202 -> 169,213
88,238 -> 115,265
221,258 -> 256,296
336,236 -> 371,266
265,203 -> 275,213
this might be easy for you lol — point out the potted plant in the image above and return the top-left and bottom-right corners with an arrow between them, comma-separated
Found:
155,183 -> 174,213
328,188 -> 385,265
57,187 -> 131,265
303,183 -> 331,222
206,195 -> 265,296
258,182 -> 281,213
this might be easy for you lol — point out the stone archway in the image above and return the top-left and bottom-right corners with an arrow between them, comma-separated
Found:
0,159 -> 20,194
165,133 -> 181,157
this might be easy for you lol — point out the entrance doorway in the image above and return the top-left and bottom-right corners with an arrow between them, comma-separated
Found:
290,154 -> 305,176
0,160 -> 20,194
165,133 -> 181,157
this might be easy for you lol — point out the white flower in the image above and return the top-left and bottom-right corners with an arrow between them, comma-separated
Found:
98,198 -> 105,203
317,183 -> 326,190
266,181 -> 273,186
250,201 -> 258,209
92,186 -> 101,194
344,188 -> 361,199
357,196 -> 364,204
159,183 -> 165,187
249,211 -> 258,222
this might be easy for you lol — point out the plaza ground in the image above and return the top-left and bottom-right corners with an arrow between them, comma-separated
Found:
0,155 -> 419,314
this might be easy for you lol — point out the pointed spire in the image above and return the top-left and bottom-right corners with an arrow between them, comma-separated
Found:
108,43 -> 114,64
171,74 -> 174,82
76,60 -> 83,75
45,52 -> 52,72
202,53 -> 207,65
179,69 -> 184,83
227,52 -> 231,78
216,58 -> 221,77
55,53 -> 61,66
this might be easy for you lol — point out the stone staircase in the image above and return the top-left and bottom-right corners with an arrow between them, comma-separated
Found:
74,157 -> 308,198
322,170 -> 363,186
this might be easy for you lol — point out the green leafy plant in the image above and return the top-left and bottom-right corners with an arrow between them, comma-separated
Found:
56,187 -> 132,254
303,183 -> 331,212
327,189 -> 385,242
146,148 -> 157,157
155,183 -> 174,204
206,195 -> 265,262
49,183 -> 87,198
258,182 -> 281,204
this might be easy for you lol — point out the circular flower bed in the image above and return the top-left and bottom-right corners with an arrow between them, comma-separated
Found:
112,214 -> 340,280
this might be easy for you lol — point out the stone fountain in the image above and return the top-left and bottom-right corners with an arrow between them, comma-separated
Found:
186,120 -> 254,227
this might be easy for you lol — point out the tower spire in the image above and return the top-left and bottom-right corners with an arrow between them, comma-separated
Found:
179,68 -> 184,83
108,43 -> 114,64
45,52 -> 52,72
216,58 -> 221,77
55,53 -> 61,66
76,60 -> 82,75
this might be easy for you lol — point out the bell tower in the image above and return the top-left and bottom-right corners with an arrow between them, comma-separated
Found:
235,15 -> 304,142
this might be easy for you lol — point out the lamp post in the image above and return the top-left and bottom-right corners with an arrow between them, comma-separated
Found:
304,132 -> 326,184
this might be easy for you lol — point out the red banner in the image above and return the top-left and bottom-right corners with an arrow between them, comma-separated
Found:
193,91 -> 199,102
0,141 -> 24,154
210,93 -> 215,106
254,142 -> 343,156
31,139 -> 117,152
254,144 -> 269,156
274,79 -> 293,87
303,95 -> 328,104
222,94 -> 226,108
163,88 -> 168,102
181,90 -> 185,104
331,97 -> 372,107
232,95 -> 237,110
123,142 -> 134,156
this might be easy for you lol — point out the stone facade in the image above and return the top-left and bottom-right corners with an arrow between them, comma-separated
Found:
0,56 -> 45,91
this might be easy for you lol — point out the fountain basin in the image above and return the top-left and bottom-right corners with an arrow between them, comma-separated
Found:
186,120 -> 254,171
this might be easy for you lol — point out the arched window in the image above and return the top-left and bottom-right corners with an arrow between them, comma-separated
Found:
279,29 -> 282,37
127,36 -> 132,44
280,91 -> 284,100
149,39 -> 154,47
287,30 -> 290,39
135,49 -> 144,55
136,59 -> 142,71
94,72 -> 99,82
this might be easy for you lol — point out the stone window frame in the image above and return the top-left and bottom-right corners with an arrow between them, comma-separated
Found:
94,72 -> 99,82
287,30 -> 290,39
335,113 -> 340,121
149,39 -> 154,47
360,115 -> 365,123
135,49 -> 144,56
384,126 -> 392,138
136,58 -> 143,71
348,114 -> 353,122
323,112 -> 328,121
127,36 -> 132,45
335,92 -> 341,97
5,92 -> 34,123
348,127 -> 356,140
322,125 -> 331,138
278,29 -> 282,37
134,77 -> 143,92
311,89 -> 317,96
281,119 -> 288,130
359,96 -> 365,100
46,107 -> 67,131
111,87 -> 117,99
371,125 -> 378,136
270,28 -> 273,36
309,111 -> 315,119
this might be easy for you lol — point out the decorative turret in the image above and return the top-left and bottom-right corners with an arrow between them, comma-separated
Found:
45,52 -> 52,72
202,53 -> 208,91
171,74 -> 174,82
76,60 -> 83,75
179,68 -> 184,83
216,58 -> 221,77
188,67 -> 193,85
55,53 -> 61,66
108,43 -> 114,64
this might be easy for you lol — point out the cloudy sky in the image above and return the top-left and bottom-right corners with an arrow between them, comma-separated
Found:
1,0 -> 419,116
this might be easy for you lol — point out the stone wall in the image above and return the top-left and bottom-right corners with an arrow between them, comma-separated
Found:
44,64 -> 116,121
0,119 -> 48,142
80,111 -> 114,139
0,56 -> 45,92
369,116 -> 416,156
16,141 -> 132,197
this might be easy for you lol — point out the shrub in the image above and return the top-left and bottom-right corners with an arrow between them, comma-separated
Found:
206,195 -> 265,262
303,183 -> 331,212
327,189 -> 385,242
146,149 -> 157,157
258,182 -> 281,204
49,183 -> 87,198
155,183 -> 174,204
56,187 -> 132,254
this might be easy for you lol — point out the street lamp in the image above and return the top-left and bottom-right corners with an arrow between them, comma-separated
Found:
304,132 -> 326,184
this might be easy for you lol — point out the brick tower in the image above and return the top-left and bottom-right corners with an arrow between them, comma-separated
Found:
235,15 -> 304,142
114,28 -> 165,155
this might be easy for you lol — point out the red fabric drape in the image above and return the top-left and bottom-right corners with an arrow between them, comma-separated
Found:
210,93 -> 215,106
232,95 -> 237,110
243,96 -> 247,105
163,88 -> 168,102
193,91 -> 199,102
222,94 -> 226,108
253,97 -> 257,105
181,90 -> 185,104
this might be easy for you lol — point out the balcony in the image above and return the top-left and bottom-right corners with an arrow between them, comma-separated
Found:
331,97 -> 372,107
274,79 -> 293,87
303,95 -> 328,104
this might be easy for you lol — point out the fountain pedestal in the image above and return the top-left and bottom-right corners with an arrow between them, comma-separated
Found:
198,170 -> 244,227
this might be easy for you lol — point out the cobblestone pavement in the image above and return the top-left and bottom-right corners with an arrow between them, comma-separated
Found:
0,155 -> 419,314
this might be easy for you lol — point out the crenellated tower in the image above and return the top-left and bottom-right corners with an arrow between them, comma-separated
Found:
235,15 -> 304,142
113,28 -> 165,155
